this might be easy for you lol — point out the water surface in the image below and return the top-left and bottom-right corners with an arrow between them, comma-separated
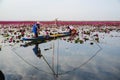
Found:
0,31 -> 120,80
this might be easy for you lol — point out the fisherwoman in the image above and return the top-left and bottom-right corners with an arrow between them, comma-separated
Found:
68,25 -> 77,35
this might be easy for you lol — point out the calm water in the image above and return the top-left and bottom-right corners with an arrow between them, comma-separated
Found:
0,31 -> 120,80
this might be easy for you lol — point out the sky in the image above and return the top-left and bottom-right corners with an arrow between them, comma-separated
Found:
0,0 -> 120,21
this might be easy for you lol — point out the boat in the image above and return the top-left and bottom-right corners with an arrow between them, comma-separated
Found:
22,32 -> 70,41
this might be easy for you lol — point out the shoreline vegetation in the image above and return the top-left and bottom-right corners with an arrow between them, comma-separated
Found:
0,21 -> 120,26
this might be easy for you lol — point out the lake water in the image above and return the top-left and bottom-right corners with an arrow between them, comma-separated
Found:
0,31 -> 120,80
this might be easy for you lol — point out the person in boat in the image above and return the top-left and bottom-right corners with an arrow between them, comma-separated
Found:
32,21 -> 40,38
0,70 -> 5,80
68,25 -> 77,35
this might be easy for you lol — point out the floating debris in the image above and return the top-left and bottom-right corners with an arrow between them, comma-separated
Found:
44,48 -> 49,51
44,46 -> 52,51
90,42 -> 94,45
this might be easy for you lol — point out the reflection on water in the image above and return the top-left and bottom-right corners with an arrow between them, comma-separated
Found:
33,44 -> 42,58
0,31 -> 120,80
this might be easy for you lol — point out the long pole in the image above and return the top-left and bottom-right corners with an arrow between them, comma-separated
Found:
56,39 -> 59,77
52,42 -> 55,71
42,55 -> 56,75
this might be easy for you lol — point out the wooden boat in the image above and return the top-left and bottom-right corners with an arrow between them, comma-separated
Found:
22,32 -> 70,41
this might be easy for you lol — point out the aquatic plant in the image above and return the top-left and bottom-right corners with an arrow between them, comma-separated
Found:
95,38 -> 99,42
84,37 -> 89,41
75,40 -> 78,43
3,34 -> 9,37
75,38 -> 79,43
79,40 -> 84,44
